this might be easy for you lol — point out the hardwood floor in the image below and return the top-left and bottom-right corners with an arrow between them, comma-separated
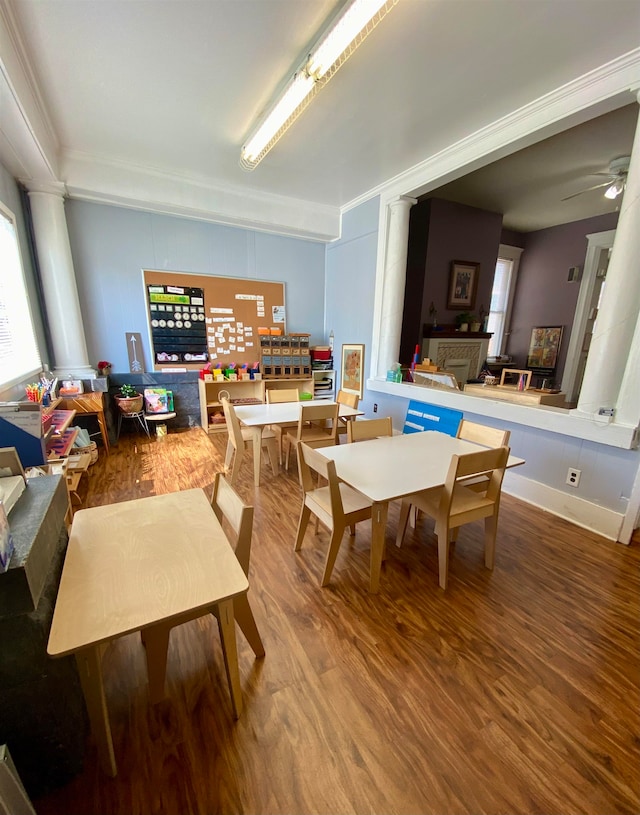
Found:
34,427 -> 640,815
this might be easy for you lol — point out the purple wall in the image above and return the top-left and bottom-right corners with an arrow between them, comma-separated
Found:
424,199 -> 503,325
400,198 -> 503,364
507,211 -> 619,380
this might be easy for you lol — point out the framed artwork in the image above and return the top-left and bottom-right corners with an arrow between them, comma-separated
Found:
526,326 -> 563,369
447,260 -> 479,309
341,343 -> 365,399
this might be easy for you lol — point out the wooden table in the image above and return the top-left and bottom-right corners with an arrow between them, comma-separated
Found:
59,392 -> 110,454
234,399 -> 363,486
47,488 -> 249,776
319,431 -> 525,593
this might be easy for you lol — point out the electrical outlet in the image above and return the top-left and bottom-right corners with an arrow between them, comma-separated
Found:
373,403 -> 378,413
566,467 -> 581,487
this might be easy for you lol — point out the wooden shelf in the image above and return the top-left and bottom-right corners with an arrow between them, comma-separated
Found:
464,383 -> 568,407
47,427 -> 80,459
49,409 -> 76,436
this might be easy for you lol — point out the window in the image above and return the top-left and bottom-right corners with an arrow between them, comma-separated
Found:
0,202 -> 42,389
486,244 -> 522,357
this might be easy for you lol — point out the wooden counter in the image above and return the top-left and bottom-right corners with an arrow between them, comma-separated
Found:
464,383 -> 568,407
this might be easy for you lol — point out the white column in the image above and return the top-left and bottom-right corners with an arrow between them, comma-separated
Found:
377,195 -> 417,377
576,92 -> 640,419
26,182 -> 95,378
615,310 -> 640,427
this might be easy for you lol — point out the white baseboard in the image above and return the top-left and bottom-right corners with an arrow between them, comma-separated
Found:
502,471 -> 624,542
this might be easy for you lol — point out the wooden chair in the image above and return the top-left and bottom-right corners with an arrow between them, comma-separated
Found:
221,397 -> 279,485
456,419 -> 510,491
395,446 -> 510,590
347,416 -> 393,443
336,389 -> 360,440
284,402 -> 339,470
295,441 -> 373,586
266,387 -> 300,464
457,419 -> 510,448
142,473 -> 264,707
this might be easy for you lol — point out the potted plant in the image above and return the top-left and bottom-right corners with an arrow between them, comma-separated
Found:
114,383 -> 143,414
455,312 -> 475,332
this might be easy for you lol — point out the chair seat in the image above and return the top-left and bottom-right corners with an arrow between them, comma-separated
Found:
307,483 -> 372,518
413,484 -> 494,525
241,426 -> 277,441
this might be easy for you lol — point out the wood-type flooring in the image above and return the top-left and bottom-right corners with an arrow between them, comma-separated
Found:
34,426 -> 640,815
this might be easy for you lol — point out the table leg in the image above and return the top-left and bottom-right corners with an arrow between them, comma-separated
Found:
369,501 -> 389,594
216,597 -> 243,718
96,409 -> 110,454
251,427 -> 262,487
75,646 -> 117,777
233,594 -> 265,657
142,624 -> 171,704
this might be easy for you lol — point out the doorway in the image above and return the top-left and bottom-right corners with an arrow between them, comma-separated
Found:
561,229 -> 616,403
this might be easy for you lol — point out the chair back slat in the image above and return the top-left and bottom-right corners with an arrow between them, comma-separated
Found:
347,416 -> 393,443
297,402 -> 339,440
457,419 -> 510,447
337,390 -> 359,409
266,389 -> 299,404
221,398 -> 243,452
211,472 -> 254,576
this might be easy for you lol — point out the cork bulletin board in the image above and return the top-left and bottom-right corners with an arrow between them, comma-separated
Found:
142,269 -> 286,371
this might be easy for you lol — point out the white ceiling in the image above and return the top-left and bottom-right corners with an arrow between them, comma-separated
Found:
422,104 -> 638,232
1,0 -> 640,236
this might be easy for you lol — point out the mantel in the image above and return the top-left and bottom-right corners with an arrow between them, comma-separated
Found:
423,325 -> 492,339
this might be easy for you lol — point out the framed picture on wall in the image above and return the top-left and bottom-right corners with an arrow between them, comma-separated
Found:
447,260 -> 479,309
341,343 -> 365,399
526,326 -> 563,369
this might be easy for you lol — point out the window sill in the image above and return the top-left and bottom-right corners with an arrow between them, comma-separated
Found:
367,378 -> 638,450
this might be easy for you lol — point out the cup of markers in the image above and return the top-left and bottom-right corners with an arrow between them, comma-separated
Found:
25,384 -> 45,403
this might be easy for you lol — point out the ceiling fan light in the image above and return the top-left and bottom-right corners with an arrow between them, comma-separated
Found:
604,179 -> 624,200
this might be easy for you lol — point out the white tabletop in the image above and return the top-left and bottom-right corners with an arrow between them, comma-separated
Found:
319,431 -> 524,503
234,399 -> 362,427
48,488 -> 249,656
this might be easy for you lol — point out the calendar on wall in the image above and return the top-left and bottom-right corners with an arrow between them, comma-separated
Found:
147,283 -> 208,364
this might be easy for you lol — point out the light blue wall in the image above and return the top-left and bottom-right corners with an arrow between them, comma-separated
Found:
65,199 -> 327,373
326,197 -> 380,416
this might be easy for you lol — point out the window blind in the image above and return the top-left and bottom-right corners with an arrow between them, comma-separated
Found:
0,204 -> 42,389
487,257 -> 513,357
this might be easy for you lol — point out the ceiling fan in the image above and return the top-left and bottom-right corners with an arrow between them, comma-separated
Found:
562,155 -> 630,201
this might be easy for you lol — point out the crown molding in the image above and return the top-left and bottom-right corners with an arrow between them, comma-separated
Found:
0,0 -> 59,179
61,149 -> 340,242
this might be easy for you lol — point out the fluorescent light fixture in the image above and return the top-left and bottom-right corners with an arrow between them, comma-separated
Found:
307,0 -> 390,79
242,73 -> 316,163
240,0 -> 398,170
604,179 -> 625,199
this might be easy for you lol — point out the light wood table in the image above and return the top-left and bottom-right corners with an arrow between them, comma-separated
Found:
234,400 -> 363,486
47,488 -> 249,776
59,392 -> 110,454
319,431 -> 525,593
